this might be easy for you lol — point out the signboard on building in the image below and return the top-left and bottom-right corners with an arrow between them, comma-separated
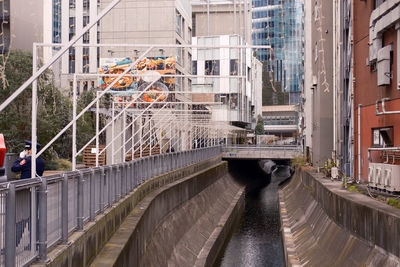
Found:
99,57 -> 176,104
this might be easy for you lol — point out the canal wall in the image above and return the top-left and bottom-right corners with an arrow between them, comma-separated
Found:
279,168 -> 400,266
32,155 -> 241,267
89,160 -> 245,267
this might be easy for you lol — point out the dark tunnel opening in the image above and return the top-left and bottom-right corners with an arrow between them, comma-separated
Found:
214,159 -> 293,267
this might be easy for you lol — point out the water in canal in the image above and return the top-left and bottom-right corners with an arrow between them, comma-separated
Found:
215,160 -> 292,267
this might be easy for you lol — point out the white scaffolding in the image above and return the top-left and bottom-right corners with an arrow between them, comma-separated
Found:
0,0 -> 269,177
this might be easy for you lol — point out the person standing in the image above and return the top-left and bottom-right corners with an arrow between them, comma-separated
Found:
11,140 -> 45,250
11,140 -> 45,179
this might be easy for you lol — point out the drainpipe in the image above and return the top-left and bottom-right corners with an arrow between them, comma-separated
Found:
358,104 -> 361,183
333,0 -> 337,163
207,0 -> 210,36
397,23 -> 400,91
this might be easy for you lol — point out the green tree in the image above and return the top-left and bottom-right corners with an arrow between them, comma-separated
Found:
0,50 -> 73,158
255,115 -> 264,135
0,50 -> 100,160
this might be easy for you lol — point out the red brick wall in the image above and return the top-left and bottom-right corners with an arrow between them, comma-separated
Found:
353,0 -> 400,181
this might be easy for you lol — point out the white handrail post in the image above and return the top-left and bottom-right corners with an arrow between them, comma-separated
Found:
112,101 -> 115,164
31,43 -> 38,179
96,90 -> 100,167
123,109 -> 126,161
72,74 -> 77,170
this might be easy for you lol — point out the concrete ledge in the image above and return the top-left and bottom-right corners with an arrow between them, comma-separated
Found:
32,156 -> 221,267
301,170 -> 400,257
90,161 -> 233,266
194,185 -> 245,267
279,169 -> 400,266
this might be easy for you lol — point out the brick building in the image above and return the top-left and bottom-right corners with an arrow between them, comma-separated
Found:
354,0 -> 400,184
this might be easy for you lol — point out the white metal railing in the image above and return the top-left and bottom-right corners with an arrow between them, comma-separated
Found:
223,144 -> 302,150
0,146 -> 221,267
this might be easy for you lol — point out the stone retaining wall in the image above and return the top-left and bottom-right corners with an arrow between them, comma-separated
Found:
32,156 -> 222,267
91,161 -> 245,266
279,168 -> 400,266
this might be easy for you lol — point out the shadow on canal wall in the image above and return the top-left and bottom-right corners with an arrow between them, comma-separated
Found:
279,168 -> 400,266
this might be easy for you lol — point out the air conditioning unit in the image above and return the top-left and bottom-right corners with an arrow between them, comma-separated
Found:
382,164 -> 400,193
375,165 -> 384,190
368,165 -> 375,186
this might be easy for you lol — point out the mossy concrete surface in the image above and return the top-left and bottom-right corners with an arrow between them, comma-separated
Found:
279,169 -> 400,266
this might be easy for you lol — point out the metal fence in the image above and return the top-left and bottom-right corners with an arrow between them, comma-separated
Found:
222,144 -> 302,151
0,146 -> 221,267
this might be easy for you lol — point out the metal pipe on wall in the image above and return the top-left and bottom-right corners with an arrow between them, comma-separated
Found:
207,0 -> 210,36
244,0 -> 248,43
358,104 -> 361,183
233,0 -> 237,34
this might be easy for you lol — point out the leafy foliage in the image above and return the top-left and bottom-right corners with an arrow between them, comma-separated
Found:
387,198 -> 400,209
0,50 -> 101,161
255,115 -> 264,135
291,155 -> 307,168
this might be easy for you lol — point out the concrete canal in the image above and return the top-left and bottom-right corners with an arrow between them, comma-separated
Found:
215,160 -> 291,267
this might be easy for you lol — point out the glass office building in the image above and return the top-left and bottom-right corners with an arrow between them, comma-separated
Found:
252,0 -> 303,104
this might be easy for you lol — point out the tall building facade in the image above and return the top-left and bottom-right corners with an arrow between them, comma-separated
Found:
100,0 -> 192,91
0,0 -> 10,54
191,0 -> 252,41
251,0 -> 303,104
44,0 -> 192,93
304,0 -> 354,174
191,1 -> 262,128
192,35 -> 262,127
43,0 -> 100,93
303,0 -> 334,166
353,0 -> 400,182
0,0 -> 43,54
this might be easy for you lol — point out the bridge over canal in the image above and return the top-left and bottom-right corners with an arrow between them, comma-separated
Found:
222,145 -> 303,160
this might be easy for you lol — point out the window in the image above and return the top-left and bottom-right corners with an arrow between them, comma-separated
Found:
176,10 -> 182,36
188,53 -> 192,72
83,47 -> 89,73
52,0 -> 62,43
182,18 -> 185,39
230,94 -> 238,109
192,14 -> 196,36
83,81 -> 88,92
372,127 -> 393,147
230,59 -> 238,75
205,60 -> 220,75
69,48 -> 75,73
215,94 -> 228,105
192,61 -> 197,75
176,70 -> 182,91
374,0 -> 386,9
176,40 -> 182,65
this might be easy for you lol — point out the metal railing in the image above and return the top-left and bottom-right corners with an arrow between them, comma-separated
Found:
0,146 -> 221,267
223,144 -> 302,151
